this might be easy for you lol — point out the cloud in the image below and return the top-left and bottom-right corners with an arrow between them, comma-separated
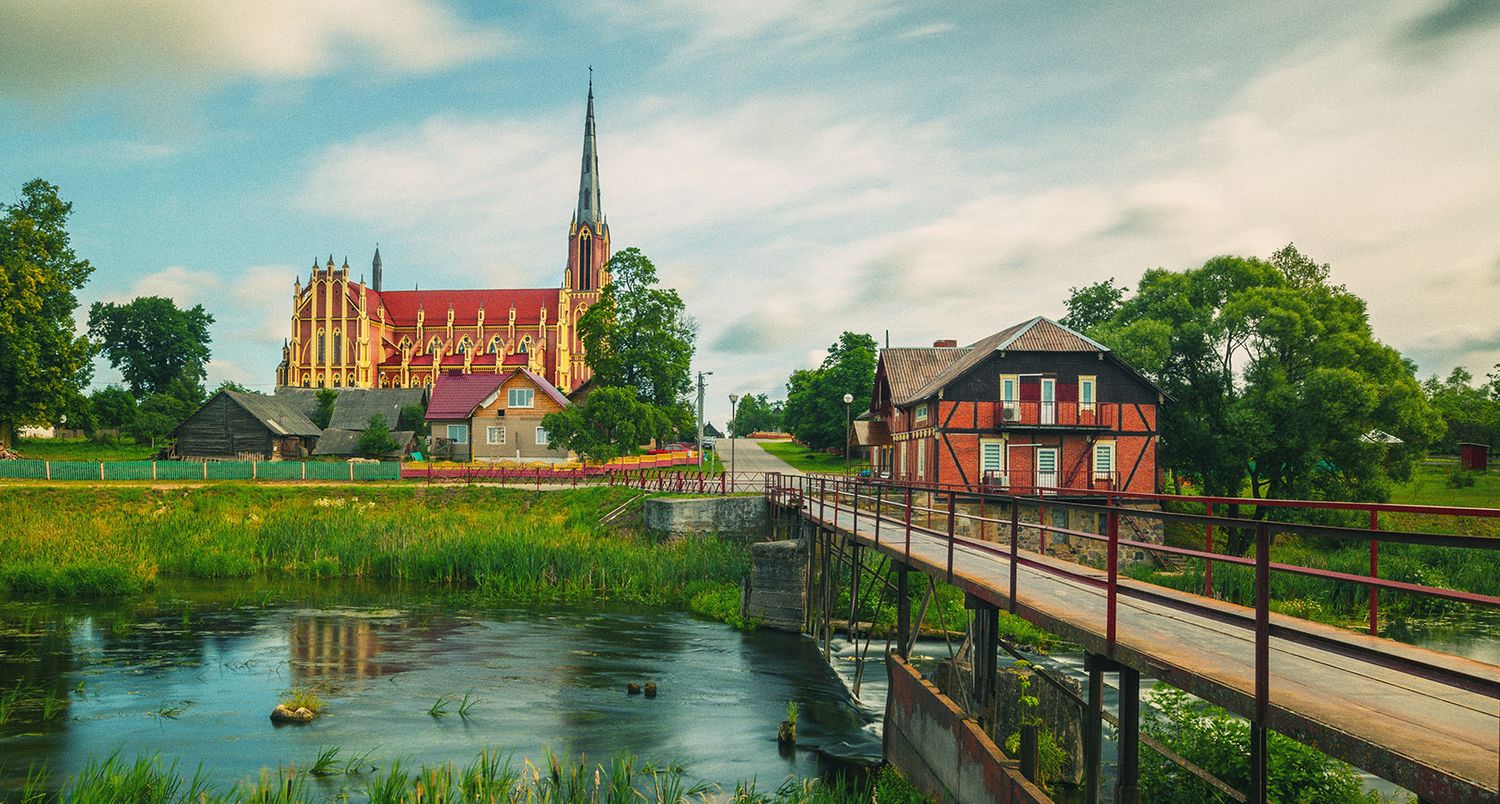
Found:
0,0 -> 509,105
1397,0 -> 1500,48
116,266 -> 217,305
897,22 -> 955,40
582,0 -> 905,59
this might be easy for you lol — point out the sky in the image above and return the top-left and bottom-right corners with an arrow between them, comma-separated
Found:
3,1 -> 1500,428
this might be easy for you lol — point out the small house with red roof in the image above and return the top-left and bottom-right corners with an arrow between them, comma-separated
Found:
867,317 -> 1166,495
426,369 -> 573,463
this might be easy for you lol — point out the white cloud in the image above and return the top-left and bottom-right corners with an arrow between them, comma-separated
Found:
583,0 -> 905,59
0,0 -> 510,104
117,266 -> 217,305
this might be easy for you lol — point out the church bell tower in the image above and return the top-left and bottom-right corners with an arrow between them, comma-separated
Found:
566,74 -> 610,293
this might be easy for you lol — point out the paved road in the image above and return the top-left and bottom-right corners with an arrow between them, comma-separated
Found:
719,438 -> 803,478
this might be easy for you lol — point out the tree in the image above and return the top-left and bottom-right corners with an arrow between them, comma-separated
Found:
215,380 -> 254,394
127,392 -> 195,447
541,387 -> 668,463
1424,367 -> 1500,453
1076,245 -> 1441,552
88,296 -> 214,397
0,179 -> 95,447
578,248 -> 696,410
91,385 -> 137,430
312,389 -> 338,429
783,332 -> 878,451
1059,277 -> 1126,333
398,403 -> 430,437
357,414 -> 399,458
730,393 -> 785,436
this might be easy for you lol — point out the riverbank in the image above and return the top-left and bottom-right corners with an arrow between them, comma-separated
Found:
0,486 -> 750,622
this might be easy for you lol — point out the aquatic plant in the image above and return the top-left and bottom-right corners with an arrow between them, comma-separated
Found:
785,700 -> 799,725
279,689 -> 324,714
427,694 -> 452,718
309,746 -> 340,777
458,689 -> 478,719
67,753 -> 217,802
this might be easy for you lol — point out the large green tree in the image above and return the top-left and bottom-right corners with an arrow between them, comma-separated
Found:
578,248 -> 696,410
1424,367 -> 1500,453
89,295 -> 214,397
91,385 -> 138,430
729,393 -> 785,436
1073,245 -> 1441,550
541,386 -> 669,463
783,331 -> 878,451
0,179 -> 95,447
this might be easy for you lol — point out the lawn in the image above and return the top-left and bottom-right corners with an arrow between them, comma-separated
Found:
756,439 -> 865,474
1387,459 -> 1500,509
12,437 -> 157,462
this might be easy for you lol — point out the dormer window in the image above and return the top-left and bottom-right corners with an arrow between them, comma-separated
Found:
915,404 -> 929,424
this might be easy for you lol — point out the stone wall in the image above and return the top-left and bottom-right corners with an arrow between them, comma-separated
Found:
994,663 -> 1084,786
642,496 -> 768,541
741,539 -> 806,632
942,497 -> 1164,569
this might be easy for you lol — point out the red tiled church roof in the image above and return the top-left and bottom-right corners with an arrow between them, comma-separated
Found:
372,288 -> 560,325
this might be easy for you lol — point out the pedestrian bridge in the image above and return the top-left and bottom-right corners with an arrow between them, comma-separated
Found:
763,473 -> 1500,804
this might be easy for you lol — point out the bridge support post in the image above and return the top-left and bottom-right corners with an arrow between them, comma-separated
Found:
967,593 -> 999,730
1116,663 -> 1141,804
847,542 -> 862,643
895,563 -> 911,659
1083,652 -> 1105,804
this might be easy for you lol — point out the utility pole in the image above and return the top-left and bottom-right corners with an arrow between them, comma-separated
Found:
728,393 -> 740,484
843,392 -> 854,475
696,370 -> 712,471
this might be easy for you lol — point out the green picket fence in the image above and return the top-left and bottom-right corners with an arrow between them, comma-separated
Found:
0,459 -> 400,481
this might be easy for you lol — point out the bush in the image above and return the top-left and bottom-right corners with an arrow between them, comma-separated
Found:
1446,466 -> 1477,488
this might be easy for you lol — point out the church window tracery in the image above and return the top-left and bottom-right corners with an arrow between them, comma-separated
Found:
333,330 -> 342,363
428,336 -> 443,355
317,329 -> 326,363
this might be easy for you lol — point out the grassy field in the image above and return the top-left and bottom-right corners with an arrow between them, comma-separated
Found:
756,439 -> 865,474
12,436 -> 156,461
1387,459 -> 1500,509
0,486 -> 751,626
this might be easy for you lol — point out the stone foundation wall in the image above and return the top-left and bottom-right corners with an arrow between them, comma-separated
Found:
938,497 -> 1163,569
642,496 -> 768,541
741,539 -> 806,632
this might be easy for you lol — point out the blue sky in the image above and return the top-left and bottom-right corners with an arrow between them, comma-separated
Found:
3,1 -> 1499,427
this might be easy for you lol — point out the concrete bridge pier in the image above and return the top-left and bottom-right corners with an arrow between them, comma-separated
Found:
1082,652 -> 1141,804
968,593 -> 1000,732
895,562 -> 912,658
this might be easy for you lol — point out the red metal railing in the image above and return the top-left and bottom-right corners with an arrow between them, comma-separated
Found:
768,473 -> 1500,803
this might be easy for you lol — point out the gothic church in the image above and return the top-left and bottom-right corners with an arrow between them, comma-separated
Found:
275,82 -> 610,393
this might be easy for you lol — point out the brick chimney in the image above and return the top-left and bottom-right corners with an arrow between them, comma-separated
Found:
933,339 -> 958,348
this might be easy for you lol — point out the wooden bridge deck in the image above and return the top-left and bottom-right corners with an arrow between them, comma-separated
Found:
787,497 -> 1500,803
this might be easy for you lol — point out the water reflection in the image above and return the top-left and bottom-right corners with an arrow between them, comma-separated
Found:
0,581 -> 877,795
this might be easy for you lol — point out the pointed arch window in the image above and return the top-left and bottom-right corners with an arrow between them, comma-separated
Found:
578,231 -> 594,291
456,337 -> 473,355
317,329 -> 326,363
487,336 -> 502,354
518,335 -> 532,354
428,336 -> 443,355
333,329 -> 343,363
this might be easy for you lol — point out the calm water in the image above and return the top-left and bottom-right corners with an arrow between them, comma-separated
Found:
0,581 -> 881,796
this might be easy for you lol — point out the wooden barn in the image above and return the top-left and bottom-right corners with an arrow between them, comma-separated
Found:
173,390 -> 322,460
865,317 -> 1167,494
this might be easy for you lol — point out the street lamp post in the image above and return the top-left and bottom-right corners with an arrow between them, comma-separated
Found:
843,393 -> 854,475
728,393 -> 740,486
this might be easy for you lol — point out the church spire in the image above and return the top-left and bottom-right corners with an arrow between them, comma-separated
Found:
371,246 -> 383,293
574,69 -> 604,231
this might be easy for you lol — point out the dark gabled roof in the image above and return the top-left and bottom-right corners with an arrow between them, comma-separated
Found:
327,389 -> 427,431
220,390 -> 322,437
426,373 -> 506,419
311,429 -> 415,458
904,317 -> 1113,404
881,347 -> 968,405
274,387 -> 428,431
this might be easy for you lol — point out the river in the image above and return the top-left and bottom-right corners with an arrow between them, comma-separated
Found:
0,580 -> 882,797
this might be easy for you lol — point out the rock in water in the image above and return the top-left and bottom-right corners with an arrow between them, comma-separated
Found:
270,704 -> 316,724
643,681 -> 658,698
777,720 -> 797,746
627,683 -> 641,695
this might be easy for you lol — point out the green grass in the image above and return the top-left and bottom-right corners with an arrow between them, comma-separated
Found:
757,439 -> 866,474
0,486 -> 750,624
13,436 -> 156,462
1387,460 -> 1500,510
23,750 -> 930,803
280,689 -> 325,714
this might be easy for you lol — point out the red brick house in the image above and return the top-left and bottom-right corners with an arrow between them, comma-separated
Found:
867,317 -> 1165,494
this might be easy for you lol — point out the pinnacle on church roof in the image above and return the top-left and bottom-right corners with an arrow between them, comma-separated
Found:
574,72 -> 605,231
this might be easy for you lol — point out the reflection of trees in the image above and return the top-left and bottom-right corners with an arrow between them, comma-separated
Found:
0,609 -> 78,788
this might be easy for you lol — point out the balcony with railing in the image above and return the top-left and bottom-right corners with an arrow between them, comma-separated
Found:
983,468 -> 1119,493
993,400 -> 1116,429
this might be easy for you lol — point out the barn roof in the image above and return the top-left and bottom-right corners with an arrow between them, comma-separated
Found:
274,387 -> 428,431
311,428 -> 415,458
221,391 -> 322,437
426,373 -> 506,419
880,347 -> 968,405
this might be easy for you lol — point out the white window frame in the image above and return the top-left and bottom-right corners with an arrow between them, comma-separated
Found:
1093,441 -> 1115,478
535,427 -> 550,447
1079,375 -> 1097,411
979,438 -> 1005,483
915,403 -> 928,423
900,441 -> 908,477
447,424 -> 469,444
486,425 -> 507,445
916,439 -> 926,478
508,387 -> 535,408
1000,375 -> 1019,403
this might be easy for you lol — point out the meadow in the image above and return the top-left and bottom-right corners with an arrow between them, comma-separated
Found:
0,485 -> 750,625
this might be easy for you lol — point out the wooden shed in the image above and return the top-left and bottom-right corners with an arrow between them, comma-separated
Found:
1459,442 -> 1489,472
173,390 -> 322,460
